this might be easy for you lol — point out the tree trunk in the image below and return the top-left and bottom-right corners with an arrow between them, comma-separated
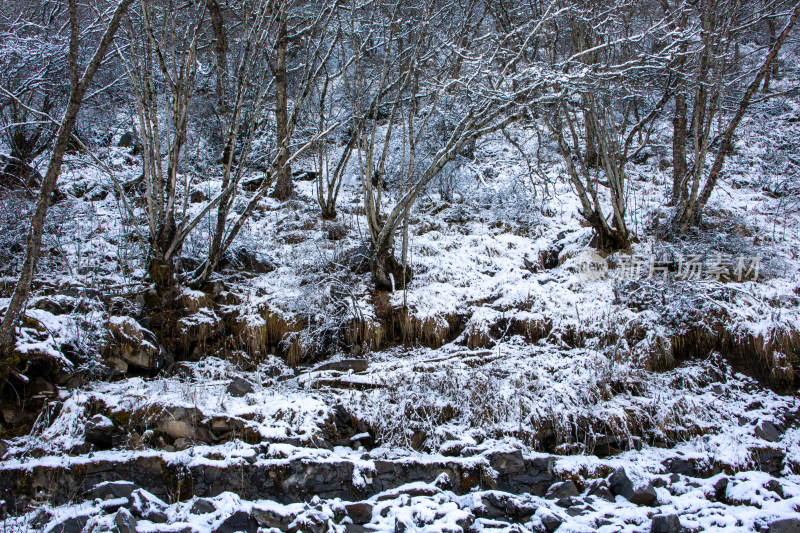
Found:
270,18 -> 293,201
371,246 -> 412,292
671,90 -> 688,204
763,17 -> 778,92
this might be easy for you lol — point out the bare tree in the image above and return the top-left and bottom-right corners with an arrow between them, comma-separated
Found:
673,0 -> 800,231
343,0 -> 559,289
190,0 -> 341,284
0,1 -> 72,192
0,0 -> 133,376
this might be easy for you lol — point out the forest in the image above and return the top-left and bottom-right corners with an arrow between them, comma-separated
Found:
0,0 -> 799,531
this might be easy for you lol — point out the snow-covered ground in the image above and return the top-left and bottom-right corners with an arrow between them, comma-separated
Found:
2,60 -> 800,533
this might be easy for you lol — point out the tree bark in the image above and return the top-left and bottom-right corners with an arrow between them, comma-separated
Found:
270,17 -> 293,201
671,90 -> 688,204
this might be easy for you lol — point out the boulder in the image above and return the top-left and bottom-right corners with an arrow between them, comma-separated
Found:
131,489 -> 168,523
609,467 -> 657,506
105,317 -> 163,371
545,480 -> 579,500
768,518 -> 800,533
89,480 -> 140,501
651,514 -> 683,533
755,420 -> 782,442
214,511 -> 257,533
629,484 -> 657,506
115,508 -> 138,533
536,508 -> 563,533
227,377 -> 255,397
344,502 -> 373,525
191,498 -> 217,515
608,467 -> 634,499
49,516 -> 89,533
85,414 -> 114,449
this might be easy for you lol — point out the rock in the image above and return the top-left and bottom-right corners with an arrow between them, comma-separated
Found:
755,420 -> 782,442
651,514 -> 683,533
536,508 -> 563,533
252,508 -> 293,530
85,414 -> 114,449
765,479 -> 786,499
629,484 -> 658,506
712,476 -> 729,502
214,511 -> 257,533
608,467 -> 634,499
114,508 -> 138,533
565,504 -> 593,517
131,489 -> 168,523
345,502 -> 373,525
478,494 -> 536,521
119,132 -> 136,148
489,451 -> 525,474
158,419 -> 196,440
89,480 -> 140,501
226,378 -> 255,397
768,518 -> 800,533
0,439 -> 7,459
314,359 -> 369,373
191,498 -> 217,515
50,516 -> 89,533
545,480 -> 579,500
326,224 -> 348,241
609,468 -> 657,506
105,316 -> 163,371
590,486 -> 615,502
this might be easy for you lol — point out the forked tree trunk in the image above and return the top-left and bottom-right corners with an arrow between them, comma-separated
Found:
674,1 -> 800,231
371,246 -> 412,292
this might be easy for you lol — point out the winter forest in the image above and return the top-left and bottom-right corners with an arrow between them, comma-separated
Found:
1,0 -> 800,531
